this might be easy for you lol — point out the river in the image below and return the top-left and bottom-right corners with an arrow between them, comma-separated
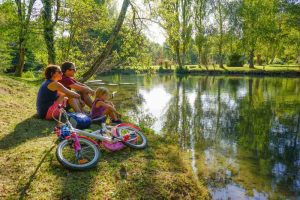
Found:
89,74 -> 300,199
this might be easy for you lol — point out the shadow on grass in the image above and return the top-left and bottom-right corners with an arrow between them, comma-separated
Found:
19,143 -> 57,200
53,168 -> 95,200
114,149 -> 163,198
0,115 -> 55,150
47,146 -> 136,199
113,135 -> 209,199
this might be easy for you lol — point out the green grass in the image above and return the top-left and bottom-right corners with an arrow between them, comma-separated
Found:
0,74 -> 210,199
186,64 -> 300,71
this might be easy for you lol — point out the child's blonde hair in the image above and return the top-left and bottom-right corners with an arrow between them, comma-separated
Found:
95,87 -> 109,98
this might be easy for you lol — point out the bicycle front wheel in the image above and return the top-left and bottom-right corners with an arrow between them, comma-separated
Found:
116,126 -> 147,149
56,138 -> 100,170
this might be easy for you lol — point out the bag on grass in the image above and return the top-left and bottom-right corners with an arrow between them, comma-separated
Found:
68,113 -> 92,129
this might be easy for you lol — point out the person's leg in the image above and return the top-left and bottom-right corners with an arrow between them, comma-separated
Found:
103,108 -> 118,121
56,95 -> 67,104
68,98 -> 83,113
45,96 -> 68,120
82,92 -> 93,108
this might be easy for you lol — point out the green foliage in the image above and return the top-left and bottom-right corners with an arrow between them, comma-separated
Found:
175,66 -> 189,74
21,70 -> 36,79
272,58 -> 284,65
0,0 -> 299,74
0,0 -> 18,71
158,0 -> 193,67
228,53 -> 245,67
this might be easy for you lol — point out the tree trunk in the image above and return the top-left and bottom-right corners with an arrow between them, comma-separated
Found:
218,33 -> 224,68
182,46 -> 186,67
257,54 -> 262,66
219,49 -> 224,68
44,27 -> 56,64
197,46 -> 202,68
249,49 -> 255,68
297,51 -> 300,64
217,0 -> 224,69
218,30 -> 223,68
270,56 -> 275,64
42,0 -> 60,64
14,0 -> 36,76
175,40 -> 182,68
79,0 -> 130,82
15,45 -> 25,76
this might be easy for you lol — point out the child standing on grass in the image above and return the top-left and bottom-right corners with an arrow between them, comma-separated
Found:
91,87 -> 122,124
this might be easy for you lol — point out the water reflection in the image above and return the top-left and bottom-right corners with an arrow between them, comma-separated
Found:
95,74 -> 300,199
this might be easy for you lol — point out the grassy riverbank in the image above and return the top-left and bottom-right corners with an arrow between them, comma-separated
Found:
0,74 -> 210,199
106,65 -> 300,76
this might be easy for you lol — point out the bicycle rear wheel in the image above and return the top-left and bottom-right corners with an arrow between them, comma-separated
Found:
56,138 -> 100,170
116,126 -> 147,149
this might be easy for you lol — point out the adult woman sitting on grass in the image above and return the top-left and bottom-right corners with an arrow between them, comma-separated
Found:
36,65 -> 80,119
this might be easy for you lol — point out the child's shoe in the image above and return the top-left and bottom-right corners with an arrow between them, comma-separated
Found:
111,119 -> 122,124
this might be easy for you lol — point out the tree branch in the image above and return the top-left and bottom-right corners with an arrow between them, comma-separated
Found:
79,0 -> 130,82
53,0 -> 61,25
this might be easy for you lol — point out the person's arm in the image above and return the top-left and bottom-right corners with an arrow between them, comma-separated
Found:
69,83 -> 94,94
105,101 -> 115,107
96,101 -> 120,114
50,82 -> 80,98
57,90 -> 66,97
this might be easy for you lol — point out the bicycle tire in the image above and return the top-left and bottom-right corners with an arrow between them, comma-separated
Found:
56,138 -> 100,170
116,126 -> 147,149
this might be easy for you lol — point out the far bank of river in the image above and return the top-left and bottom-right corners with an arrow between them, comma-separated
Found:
103,65 -> 300,77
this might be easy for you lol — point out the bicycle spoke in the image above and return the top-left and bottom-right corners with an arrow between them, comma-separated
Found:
81,145 -> 94,150
82,151 -> 95,158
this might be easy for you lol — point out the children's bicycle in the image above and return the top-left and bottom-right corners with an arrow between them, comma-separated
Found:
53,105 -> 147,170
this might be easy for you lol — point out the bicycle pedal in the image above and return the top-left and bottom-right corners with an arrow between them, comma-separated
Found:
78,159 -> 88,164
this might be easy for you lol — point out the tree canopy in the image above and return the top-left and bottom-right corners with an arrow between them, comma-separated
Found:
0,0 -> 299,78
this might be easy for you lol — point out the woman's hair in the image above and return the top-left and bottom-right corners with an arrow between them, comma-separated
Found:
45,65 -> 61,80
95,87 -> 109,97
61,61 -> 75,73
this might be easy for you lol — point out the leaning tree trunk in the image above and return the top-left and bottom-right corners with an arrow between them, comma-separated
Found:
79,0 -> 130,82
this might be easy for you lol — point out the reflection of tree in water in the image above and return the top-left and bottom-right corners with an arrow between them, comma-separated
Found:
193,77 -> 240,189
161,76 -> 185,146
236,78 -> 300,197
161,75 -> 300,198
269,114 -> 300,192
161,76 -> 202,149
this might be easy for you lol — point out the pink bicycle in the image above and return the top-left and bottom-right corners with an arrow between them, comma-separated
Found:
53,105 -> 147,170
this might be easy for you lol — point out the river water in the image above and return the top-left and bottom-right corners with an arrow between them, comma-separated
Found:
90,74 -> 300,199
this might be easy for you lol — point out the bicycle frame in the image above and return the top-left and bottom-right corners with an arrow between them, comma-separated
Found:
55,106 -> 141,146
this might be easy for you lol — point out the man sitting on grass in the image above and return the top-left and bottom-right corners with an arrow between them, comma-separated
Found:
59,61 -> 94,113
